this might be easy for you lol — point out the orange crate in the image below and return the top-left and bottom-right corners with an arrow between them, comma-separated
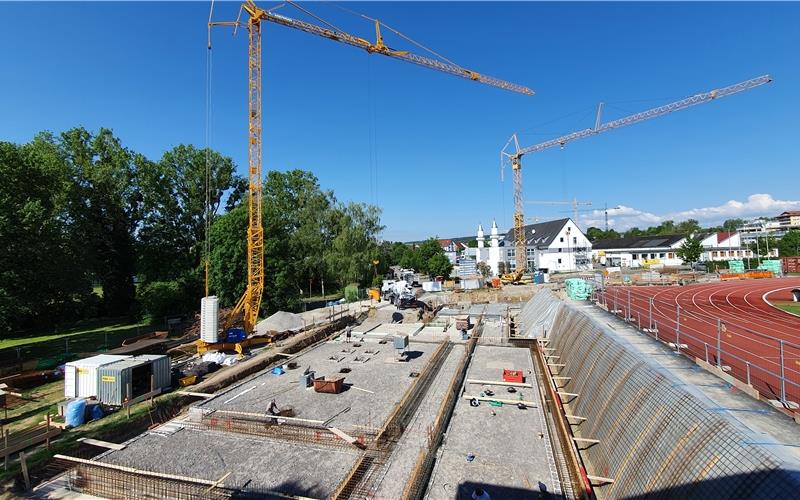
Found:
502,369 -> 524,384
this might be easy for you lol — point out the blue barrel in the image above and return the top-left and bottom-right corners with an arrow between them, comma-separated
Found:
66,399 -> 86,428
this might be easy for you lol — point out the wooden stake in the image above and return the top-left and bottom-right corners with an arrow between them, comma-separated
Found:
20,451 -> 30,491
126,383 -> 131,419
4,429 -> 8,471
46,414 -> 51,449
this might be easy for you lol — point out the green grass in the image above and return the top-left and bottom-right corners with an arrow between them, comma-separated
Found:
0,392 -> 181,486
774,303 -> 800,316
0,318 -> 154,350
2,381 -> 63,433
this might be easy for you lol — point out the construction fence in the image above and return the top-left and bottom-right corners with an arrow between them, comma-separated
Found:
597,286 -> 800,407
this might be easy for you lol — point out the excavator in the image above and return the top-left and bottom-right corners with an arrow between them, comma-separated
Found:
197,1 -> 532,355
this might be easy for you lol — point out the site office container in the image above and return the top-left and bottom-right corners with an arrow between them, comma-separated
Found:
64,354 -> 132,399
97,355 -> 171,406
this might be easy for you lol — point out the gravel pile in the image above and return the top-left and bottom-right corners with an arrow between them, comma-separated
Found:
255,311 -> 305,336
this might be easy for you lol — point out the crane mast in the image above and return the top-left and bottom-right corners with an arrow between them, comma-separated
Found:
212,1 -> 532,336
502,74 -> 771,275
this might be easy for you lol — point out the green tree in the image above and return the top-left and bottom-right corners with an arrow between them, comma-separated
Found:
676,237 -> 703,264
417,238 -> 444,274
60,128 -> 142,316
497,261 -> 507,275
0,136 -> 92,332
676,219 -> 701,235
476,261 -> 491,278
749,236 -> 779,257
208,170 -> 383,317
137,145 -> 243,283
427,253 -> 453,279
325,202 -> 384,287
722,218 -> 745,231
779,230 -> 800,257
586,227 -> 621,241
625,227 -> 643,238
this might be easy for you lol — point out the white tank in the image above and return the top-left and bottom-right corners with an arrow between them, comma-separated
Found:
200,296 -> 219,343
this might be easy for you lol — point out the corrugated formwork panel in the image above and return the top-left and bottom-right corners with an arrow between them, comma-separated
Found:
535,291 -> 800,499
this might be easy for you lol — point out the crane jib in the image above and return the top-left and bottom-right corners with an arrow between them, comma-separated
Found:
517,75 -> 771,157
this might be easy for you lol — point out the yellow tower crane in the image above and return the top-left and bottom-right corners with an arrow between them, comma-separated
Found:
501,75 -> 771,275
208,1 -> 533,339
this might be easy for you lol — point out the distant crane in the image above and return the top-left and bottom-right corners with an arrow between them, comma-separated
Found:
500,75 -> 772,273
558,203 -> 622,232
208,1 -> 533,338
526,198 -> 592,229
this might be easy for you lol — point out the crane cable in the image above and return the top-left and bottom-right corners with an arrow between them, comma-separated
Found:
328,1 -> 460,68
204,0 -> 215,298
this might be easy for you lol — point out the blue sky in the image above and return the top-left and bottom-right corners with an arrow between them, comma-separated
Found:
1,1 -> 798,241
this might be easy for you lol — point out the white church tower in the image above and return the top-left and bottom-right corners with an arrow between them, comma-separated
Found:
475,223 -> 486,263
488,220 -> 502,276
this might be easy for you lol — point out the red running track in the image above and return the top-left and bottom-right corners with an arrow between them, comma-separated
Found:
600,278 -> 800,407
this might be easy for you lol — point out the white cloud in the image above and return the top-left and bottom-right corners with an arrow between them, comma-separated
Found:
579,194 -> 800,232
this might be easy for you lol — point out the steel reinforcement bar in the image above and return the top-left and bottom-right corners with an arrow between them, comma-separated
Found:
186,411 -> 380,449
333,334 -> 456,499
401,315 -> 484,499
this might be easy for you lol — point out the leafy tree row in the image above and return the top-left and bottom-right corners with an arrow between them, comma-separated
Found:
207,170 -> 384,312
0,129 -> 383,336
586,218 -> 752,243
381,238 -> 453,279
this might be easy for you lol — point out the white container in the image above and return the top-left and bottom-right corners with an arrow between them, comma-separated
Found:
422,281 -> 442,292
64,354 -> 131,399
200,296 -> 219,343
462,279 -> 481,290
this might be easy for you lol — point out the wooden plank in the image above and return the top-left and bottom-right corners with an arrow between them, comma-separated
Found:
53,455 -> 220,485
1,428 -> 61,458
327,427 -> 358,444
176,391 -> 215,399
462,395 -> 537,406
587,475 -> 615,484
465,378 -> 532,388
346,385 -> 375,394
77,438 -> 127,451
124,387 -> 162,408
573,437 -> 600,444
204,471 -> 232,493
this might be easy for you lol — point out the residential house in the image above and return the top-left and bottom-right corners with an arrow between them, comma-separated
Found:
501,218 -> 592,273
592,234 -> 685,268
699,232 -> 756,261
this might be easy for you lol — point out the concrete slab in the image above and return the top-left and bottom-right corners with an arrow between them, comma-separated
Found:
426,345 -> 562,499
199,340 -> 439,429
372,348 -> 466,497
98,426 -> 359,498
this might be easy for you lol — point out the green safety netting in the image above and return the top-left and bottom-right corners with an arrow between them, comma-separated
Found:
757,259 -> 782,274
565,278 -> 593,300
728,260 -> 745,273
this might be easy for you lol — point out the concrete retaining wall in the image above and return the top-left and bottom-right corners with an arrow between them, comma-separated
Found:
524,292 -> 800,498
